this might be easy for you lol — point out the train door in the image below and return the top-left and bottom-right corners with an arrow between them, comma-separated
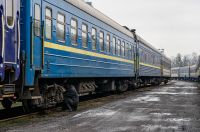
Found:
32,0 -> 43,70
4,0 -> 17,64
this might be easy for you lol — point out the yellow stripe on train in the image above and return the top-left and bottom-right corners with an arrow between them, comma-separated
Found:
44,41 -> 161,69
44,41 -> 134,64
140,62 -> 161,69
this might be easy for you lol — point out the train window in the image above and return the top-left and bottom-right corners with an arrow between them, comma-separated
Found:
92,28 -> 97,50
152,55 -> 155,64
121,41 -> 125,57
71,19 -> 78,45
100,31 -> 104,51
113,37 -> 117,55
106,34 -> 111,53
82,23 -> 88,48
132,45 -> 135,59
125,43 -> 129,57
129,44 -> 132,59
34,4 -> 41,36
117,39 -> 121,56
57,13 -> 65,42
6,0 -> 14,26
144,53 -> 147,62
45,8 -> 52,39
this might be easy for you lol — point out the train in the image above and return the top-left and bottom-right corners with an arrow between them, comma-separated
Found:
171,64 -> 200,81
0,0 -> 171,112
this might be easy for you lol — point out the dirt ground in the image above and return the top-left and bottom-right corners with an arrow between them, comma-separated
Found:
3,81 -> 200,132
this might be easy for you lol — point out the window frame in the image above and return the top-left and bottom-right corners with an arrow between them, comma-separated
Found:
6,0 -> 14,27
71,18 -> 78,46
81,23 -> 88,48
113,37 -> 117,55
99,31 -> 104,52
57,12 -> 66,42
121,41 -> 125,57
45,7 -> 52,40
117,39 -> 121,56
91,27 -> 97,50
34,4 -> 41,37
106,34 -> 111,53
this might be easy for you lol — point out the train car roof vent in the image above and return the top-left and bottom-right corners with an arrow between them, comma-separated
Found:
123,26 -> 130,31
83,0 -> 93,7
131,29 -> 136,34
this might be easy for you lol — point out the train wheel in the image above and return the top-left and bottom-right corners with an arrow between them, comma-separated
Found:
116,81 -> 128,93
22,99 -> 36,113
1,99 -> 12,109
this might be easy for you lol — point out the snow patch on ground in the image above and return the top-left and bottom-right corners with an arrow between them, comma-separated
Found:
131,95 -> 160,103
142,125 -> 179,131
151,112 -> 172,116
73,108 -> 117,118
147,92 -> 198,95
167,87 -> 197,89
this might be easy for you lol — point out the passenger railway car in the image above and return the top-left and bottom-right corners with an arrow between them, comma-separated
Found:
0,0 -> 20,108
171,67 -> 179,79
172,65 -> 200,81
137,36 -> 162,85
0,0 -> 171,111
190,65 -> 199,81
161,55 -> 171,83
179,66 -> 190,80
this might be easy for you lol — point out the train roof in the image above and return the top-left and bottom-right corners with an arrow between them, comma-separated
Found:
136,35 -> 162,54
65,0 -> 133,38
65,0 -> 170,60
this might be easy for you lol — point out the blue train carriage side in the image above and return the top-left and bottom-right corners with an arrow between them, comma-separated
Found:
20,0 -> 137,111
136,35 -> 163,86
0,0 -> 20,109
161,55 -> 171,84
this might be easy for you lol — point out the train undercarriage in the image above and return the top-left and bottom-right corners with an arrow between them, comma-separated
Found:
1,74 -> 170,112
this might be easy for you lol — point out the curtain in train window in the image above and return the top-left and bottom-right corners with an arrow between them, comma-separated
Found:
45,8 -> 52,39
117,40 -> 121,56
113,37 -> 116,55
121,41 -> 125,57
82,23 -> 88,47
6,0 -> 14,26
57,13 -> 65,42
125,43 -> 129,57
92,28 -> 97,50
34,4 -> 41,36
71,19 -> 78,45
100,31 -> 104,51
106,34 -> 111,53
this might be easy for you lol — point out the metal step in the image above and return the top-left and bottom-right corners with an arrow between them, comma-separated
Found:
2,84 -> 15,95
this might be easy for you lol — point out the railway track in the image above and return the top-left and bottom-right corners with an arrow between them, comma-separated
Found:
0,92 -> 115,123
0,83 -> 170,124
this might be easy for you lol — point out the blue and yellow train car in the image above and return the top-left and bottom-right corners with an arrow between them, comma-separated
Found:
137,36 -> 163,85
20,0 -> 137,111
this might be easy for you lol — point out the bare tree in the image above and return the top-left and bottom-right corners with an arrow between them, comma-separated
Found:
191,52 -> 198,65
182,55 -> 190,66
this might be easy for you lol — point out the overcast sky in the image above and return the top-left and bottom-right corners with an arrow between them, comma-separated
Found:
90,0 -> 200,57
